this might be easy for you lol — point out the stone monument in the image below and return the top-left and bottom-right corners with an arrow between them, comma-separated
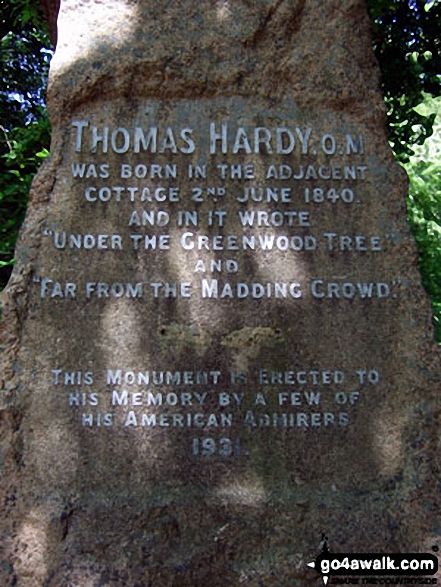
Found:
1,0 -> 440,585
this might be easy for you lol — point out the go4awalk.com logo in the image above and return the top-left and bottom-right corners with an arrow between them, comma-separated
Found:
307,536 -> 438,585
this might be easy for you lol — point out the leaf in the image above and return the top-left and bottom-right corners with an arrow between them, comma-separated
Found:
35,148 -> 49,158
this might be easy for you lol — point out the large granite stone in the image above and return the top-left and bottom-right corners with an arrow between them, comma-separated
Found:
1,1 -> 440,585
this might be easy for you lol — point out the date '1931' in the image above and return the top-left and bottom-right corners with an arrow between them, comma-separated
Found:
191,437 -> 246,457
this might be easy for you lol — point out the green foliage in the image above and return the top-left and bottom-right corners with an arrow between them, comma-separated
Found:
0,0 -> 52,287
404,96 -> 441,340
0,117 -> 51,283
366,0 -> 441,161
0,0 -> 52,128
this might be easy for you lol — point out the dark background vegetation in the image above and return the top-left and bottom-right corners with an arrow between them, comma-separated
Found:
1,0 -> 440,338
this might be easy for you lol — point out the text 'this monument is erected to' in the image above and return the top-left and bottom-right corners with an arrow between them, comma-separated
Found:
1,0 -> 440,585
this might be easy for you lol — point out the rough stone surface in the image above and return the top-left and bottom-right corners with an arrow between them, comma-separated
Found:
1,1 -> 440,585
